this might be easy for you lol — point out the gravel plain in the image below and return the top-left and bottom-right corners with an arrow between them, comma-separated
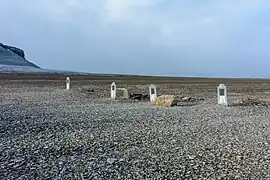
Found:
1,82 -> 270,179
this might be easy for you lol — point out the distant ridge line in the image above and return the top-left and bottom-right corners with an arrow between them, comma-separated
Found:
0,71 -> 270,81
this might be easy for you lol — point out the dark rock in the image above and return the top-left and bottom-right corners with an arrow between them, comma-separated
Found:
130,93 -> 150,101
82,88 -> 95,94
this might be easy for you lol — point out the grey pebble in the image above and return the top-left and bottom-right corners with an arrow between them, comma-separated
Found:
1,84 -> 270,179
107,158 -> 117,165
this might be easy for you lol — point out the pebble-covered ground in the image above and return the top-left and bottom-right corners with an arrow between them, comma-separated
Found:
1,83 -> 270,179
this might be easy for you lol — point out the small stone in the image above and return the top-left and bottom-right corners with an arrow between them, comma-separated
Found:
107,158 -> 117,165
182,97 -> 191,101
188,155 -> 196,160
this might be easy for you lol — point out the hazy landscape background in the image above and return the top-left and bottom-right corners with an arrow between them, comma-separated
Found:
1,0 -> 270,78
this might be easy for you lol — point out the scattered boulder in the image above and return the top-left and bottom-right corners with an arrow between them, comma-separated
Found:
154,95 -> 178,107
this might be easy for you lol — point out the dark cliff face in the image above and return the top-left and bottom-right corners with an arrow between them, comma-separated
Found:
0,43 -> 40,68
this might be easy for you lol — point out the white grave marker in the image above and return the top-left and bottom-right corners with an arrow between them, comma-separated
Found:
217,84 -> 228,105
111,82 -> 116,99
66,77 -> 70,90
149,84 -> 157,102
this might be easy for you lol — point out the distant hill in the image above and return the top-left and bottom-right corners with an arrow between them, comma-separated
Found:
0,43 -> 86,74
0,43 -> 40,69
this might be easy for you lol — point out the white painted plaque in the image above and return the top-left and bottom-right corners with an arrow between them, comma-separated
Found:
111,82 -> 116,99
217,84 -> 228,105
149,84 -> 157,102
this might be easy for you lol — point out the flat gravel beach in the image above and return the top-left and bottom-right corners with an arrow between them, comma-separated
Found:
1,78 -> 270,179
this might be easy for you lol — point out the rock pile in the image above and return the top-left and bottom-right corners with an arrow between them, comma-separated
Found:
232,97 -> 269,107
153,95 -> 205,107
130,93 -> 150,101
180,96 -> 205,102
81,88 -> 95,94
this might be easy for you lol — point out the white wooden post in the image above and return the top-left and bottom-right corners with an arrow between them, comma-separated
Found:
111,82 -> 116,99
217,84 -> 228,105
66,77 -> 70,90
149,84 -> 157,102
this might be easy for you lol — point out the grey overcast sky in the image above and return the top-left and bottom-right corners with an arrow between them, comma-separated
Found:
1,0 -> 270,77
